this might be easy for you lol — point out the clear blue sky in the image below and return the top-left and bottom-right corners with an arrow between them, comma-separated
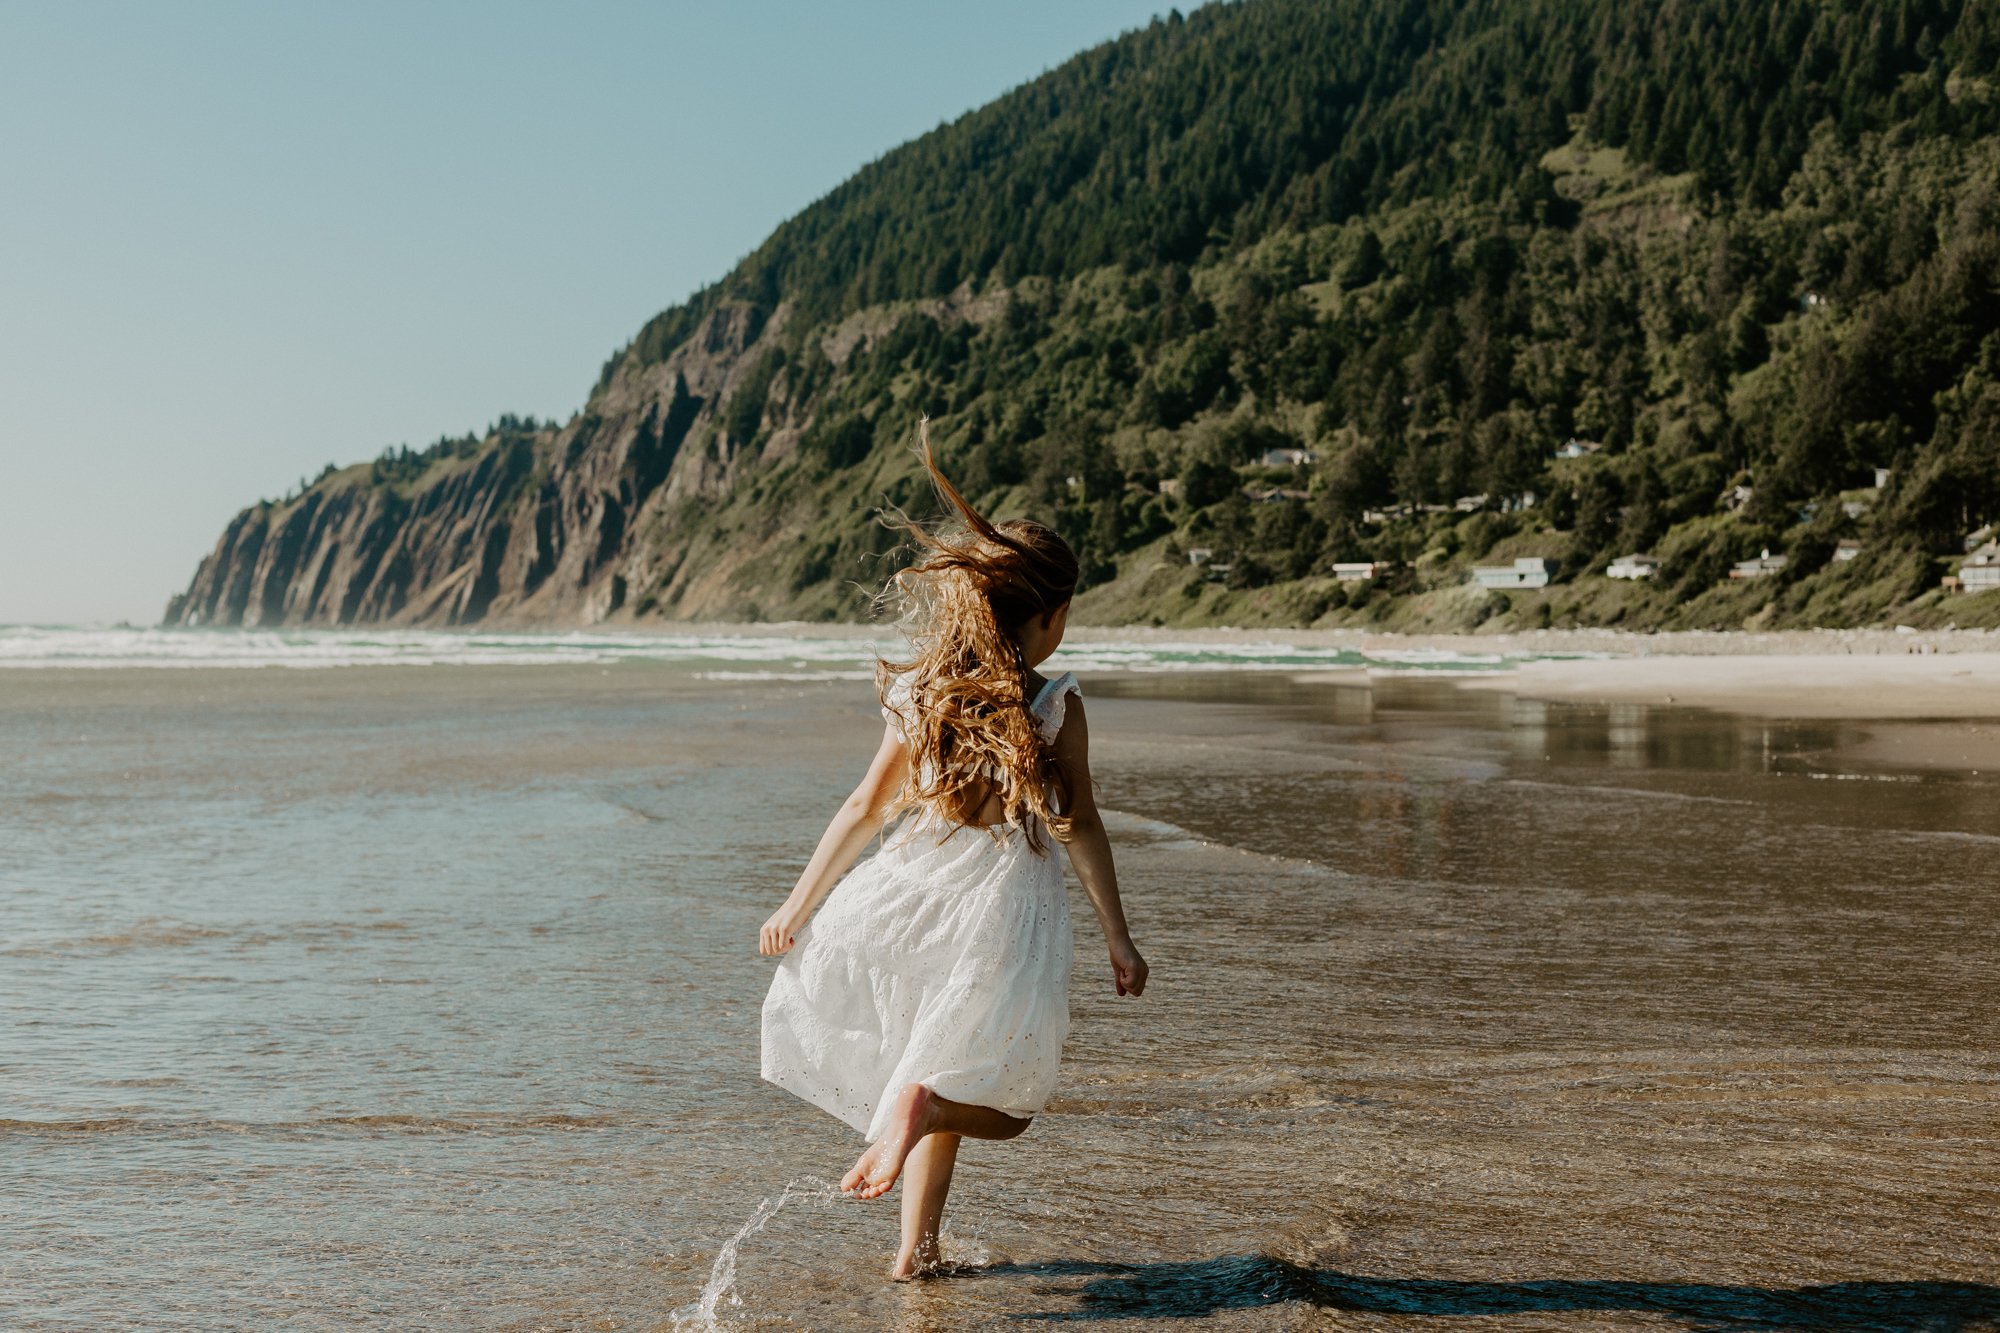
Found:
0,1 -> 1169,625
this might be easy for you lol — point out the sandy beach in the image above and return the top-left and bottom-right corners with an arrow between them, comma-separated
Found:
1458,651 -> 2000,717
1040,622 -> 2000,719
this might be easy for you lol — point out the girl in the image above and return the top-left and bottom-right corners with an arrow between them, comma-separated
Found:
757,420 -> 1148,1281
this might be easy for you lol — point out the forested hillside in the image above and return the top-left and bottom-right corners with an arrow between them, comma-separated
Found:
167,0 -> 2000,631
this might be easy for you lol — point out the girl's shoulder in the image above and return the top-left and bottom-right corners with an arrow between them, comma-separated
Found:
882,666 -> 1080,744
880,666 -> 919,738
1027,670 -> 1081,744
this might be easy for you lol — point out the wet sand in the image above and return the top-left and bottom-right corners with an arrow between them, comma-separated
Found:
4,659 -> 1997,1331
1457,652 -> 2000,720
1066,623 -> 1999,658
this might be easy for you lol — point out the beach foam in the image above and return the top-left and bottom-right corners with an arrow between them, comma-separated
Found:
0,624 -> 1544,675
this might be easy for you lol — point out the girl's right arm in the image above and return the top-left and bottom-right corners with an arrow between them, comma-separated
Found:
758,723 -> 910,956
1050,696 -> 1148,997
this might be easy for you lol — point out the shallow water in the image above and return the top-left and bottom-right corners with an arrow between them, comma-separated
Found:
2,651 -> 1996,1331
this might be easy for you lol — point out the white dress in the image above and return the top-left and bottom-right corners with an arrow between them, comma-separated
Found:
760,671 -> 1081,1142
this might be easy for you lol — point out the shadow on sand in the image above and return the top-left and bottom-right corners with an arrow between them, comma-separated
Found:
977,1256 -> 1999,1329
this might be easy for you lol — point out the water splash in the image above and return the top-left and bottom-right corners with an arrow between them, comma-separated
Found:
672,1175 -> 844,1331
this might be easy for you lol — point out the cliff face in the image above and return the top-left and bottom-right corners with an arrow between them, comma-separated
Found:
165,302 -> 793,628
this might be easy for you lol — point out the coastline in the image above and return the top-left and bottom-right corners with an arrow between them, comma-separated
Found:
1069,622 -> 2000,658
1085,624 -> 2000,721
16,618 -> 2000,722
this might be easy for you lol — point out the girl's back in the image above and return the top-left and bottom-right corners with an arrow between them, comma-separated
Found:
881,666 -> 1082,839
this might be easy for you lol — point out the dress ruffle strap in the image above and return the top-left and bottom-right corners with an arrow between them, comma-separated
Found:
1030,671 -> 1081,744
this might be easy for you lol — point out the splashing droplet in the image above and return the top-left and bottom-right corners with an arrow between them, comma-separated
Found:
672,1175 -> 842,1330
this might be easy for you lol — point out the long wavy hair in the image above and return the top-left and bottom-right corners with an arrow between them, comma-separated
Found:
875,417 -> 1080,851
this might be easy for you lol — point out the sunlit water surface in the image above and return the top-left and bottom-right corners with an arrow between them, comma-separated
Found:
3,645 -> 1996,1331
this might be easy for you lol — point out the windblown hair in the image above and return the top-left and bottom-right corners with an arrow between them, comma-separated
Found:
875,417 -> 1080,852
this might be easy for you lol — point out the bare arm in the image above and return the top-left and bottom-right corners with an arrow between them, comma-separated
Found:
1050,696 -> 1148,997
758,723 -> 910,956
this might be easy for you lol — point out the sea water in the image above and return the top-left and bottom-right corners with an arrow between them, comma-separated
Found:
3,633 -> 1995,1330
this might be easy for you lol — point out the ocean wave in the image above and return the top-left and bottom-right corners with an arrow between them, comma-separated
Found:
0,1111 -> 631,1137
1,624 -> 1549,676
0,625 -> 891,670
1,916 -> 234,957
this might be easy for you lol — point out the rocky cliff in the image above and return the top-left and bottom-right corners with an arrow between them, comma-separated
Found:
167,302 -> 793,627
163,285 -> 1017,627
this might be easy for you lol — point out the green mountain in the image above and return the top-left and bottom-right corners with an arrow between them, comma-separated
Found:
166,0 -> 2000,633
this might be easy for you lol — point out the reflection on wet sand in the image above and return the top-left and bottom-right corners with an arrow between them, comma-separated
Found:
4,663 -> 1994,1330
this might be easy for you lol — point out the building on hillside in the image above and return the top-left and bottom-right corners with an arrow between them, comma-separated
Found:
1961,541 -> 2000,591
1553,439 -> 1602,459
1833,539 -> 1863,563
1721,483 -> 1755,512
1156,477 -> 1182,497
1873,466 -> 1892,489
1454,493 -> 1489,512
1964,524 -> 1995,553
1606,553 -> 1661,580
1331,561 -> 1396,582
1258,447 -> 1317,468
1730,549 -> 1788,579
1842,500 -> 1870,519
1502,491 -> 1539,512
1184,546 -> 1216,566
1473,558 -> 1557,589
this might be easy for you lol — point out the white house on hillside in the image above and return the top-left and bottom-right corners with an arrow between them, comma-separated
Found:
1731,549 -> 1787,579
1606,553 -> 1660,580
1331,561 -> 1396,582
1259,447 -> 1317,468
1962,542 -> 2000,590
1473,558 -> 1557,589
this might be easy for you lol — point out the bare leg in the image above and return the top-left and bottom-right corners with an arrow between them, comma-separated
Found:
842,1083 -> 1030,1201
892,1131 -> 959,1280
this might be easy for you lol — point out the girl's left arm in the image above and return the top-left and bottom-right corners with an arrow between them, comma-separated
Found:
758,723 -> 910,956
1050,697 -> 1149,997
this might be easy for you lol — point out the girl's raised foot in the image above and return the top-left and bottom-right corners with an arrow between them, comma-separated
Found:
841,1083 -> 934,1200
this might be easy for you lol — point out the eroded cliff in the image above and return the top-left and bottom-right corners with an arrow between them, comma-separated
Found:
166,301 -> 796,627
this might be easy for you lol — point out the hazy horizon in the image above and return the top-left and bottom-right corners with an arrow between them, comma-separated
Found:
0,0 -> 1169,625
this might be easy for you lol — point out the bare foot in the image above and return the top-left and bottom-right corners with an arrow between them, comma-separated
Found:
840,1083 -> 934,1200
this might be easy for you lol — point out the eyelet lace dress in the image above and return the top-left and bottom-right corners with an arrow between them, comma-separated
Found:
760,671 -> 1081,1141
